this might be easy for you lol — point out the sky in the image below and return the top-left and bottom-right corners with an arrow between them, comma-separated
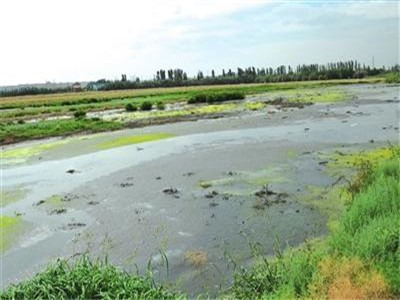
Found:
0,0 -> 398,85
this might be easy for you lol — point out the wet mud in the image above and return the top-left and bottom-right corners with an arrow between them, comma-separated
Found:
1,84 -> 399,296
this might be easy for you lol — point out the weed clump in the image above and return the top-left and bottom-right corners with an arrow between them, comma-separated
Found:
125,103 -> 137,112
384,72 -> 400,83
188,92 -> 245,104
140,101 -> 153,111
156,101 -> 165,110
0,255 -> 184,299
73,110 -> 86,118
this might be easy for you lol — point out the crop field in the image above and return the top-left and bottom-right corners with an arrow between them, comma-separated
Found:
0,78 -> 383,144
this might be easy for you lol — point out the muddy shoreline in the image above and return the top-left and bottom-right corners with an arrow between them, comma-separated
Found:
1,84 -> 399,296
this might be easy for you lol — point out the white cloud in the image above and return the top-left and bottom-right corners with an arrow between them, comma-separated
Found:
0,0 -> 397,85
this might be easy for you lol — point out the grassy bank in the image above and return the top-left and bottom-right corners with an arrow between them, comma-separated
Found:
230,146 -> 400,299
0,118 -> 122,144
0,256 -> 184,299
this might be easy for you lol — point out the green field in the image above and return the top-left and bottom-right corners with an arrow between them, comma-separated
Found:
0,78 -> 383,144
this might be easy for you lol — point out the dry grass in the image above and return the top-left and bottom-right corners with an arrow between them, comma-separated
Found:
184,250 -> 208,268
309,256 -> 390,300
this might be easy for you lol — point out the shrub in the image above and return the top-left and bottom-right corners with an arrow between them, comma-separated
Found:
156,101 -> 165,110
188,94 -> 207,104
125,103 -> 137,112
73,110 -> 86,118
385,72 -> 400,83
188,92 -> 245,104
0,255 -> 183,299
140,101 -> 153,111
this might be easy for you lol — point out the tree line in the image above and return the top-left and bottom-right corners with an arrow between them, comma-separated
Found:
85,61 -> 400,91
1,61 -> 399,97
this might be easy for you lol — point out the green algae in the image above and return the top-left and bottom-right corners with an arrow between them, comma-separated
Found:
109,103 -> 238,123
0,187 -> 28,207
198,166 -> 288,196
0,215 -> 24,252
323,145 -> 399,176
98,132 -> 175,149
45,194 -> 63,204
244,101 -> 267,110
301,185 -> 350,230
269,88 -> 349,103
2,139 -> 69,164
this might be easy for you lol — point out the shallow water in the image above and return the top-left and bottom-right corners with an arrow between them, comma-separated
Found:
1,84 -> 399,295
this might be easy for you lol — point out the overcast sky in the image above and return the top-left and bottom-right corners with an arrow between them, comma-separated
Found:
0,0 -> 398,85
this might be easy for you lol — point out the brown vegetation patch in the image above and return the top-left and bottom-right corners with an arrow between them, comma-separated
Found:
184,250 -> 208,268
309,256 -> 390,300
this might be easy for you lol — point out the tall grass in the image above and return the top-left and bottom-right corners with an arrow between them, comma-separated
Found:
0,255 -> 184,299
230,147 -> 400,299
0,118 -> 122,144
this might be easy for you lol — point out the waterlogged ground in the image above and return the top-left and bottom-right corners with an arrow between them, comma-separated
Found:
1,84 -> 399,295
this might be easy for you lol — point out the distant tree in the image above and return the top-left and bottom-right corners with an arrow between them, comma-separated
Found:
167,69 -> 173,80
121,74 -> 127,82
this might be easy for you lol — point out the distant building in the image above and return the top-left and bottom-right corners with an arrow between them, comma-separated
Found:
71,82 -> 82,92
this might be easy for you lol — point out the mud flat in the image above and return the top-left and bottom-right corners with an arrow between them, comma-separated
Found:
1,84 -> 399,296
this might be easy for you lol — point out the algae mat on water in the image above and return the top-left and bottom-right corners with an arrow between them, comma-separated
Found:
98,132 -> 175,149
0,187 -> 29,207
0,215 -> 24,252
1,139 -> 69,164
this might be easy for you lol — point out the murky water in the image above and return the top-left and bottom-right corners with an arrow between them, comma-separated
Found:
1,84 -> 399,295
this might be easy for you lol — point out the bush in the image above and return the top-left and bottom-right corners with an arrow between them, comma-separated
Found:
188,94 -> 207,104
385,72 -> 400,83
188,92 -> 245,104
156,101 -> 165,110
73,110 -> 86,118
140,101 -> 153,111
125,103 -> 137,112
0,255 -> 183,299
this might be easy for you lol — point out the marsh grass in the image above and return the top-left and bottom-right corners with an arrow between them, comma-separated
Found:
0,118 -> 122,144
0,255 -> 185,299
230,147 -> 400,299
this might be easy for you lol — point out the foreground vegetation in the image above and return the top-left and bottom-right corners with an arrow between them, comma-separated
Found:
0,256 -> 184,299
230,146 -> 400,299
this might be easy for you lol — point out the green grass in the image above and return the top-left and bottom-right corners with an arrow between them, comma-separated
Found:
0,255 -> 185,299
98,132 -> 175,149
383,72 -> 400,83
229,147 -> 400,299
0,215 -> 23,252
0,78 -> 378,121
0,118 -> 122,144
